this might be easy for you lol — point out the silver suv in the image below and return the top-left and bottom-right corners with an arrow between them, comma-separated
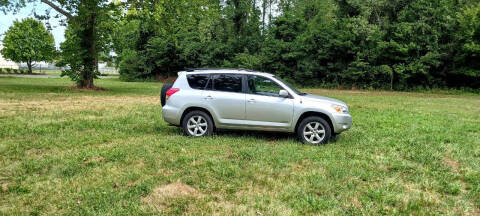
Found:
161,69 -> 352,144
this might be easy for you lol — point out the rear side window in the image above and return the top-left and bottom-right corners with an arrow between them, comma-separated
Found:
212,74 -> 243,93
187,74 -> 210,89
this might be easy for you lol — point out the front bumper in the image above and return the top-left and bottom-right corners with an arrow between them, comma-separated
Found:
332,113 -> 352,133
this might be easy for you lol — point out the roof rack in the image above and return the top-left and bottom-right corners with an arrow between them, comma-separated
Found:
185,68 -> 256,72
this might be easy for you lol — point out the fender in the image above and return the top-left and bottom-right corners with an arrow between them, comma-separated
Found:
291,100 -> 337,132
179,102 -> 219,126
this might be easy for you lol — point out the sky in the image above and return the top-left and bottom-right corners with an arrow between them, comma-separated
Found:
0,2 -> 66,48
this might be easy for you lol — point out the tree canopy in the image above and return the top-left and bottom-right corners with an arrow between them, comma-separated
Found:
1,18 -> 55,73
112,0 -> 480,90
2,0 -> 478,90
1,0 -> 119,88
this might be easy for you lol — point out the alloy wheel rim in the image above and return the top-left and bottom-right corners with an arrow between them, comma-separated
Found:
187,115 -> 208,136
303,122 -> 325,144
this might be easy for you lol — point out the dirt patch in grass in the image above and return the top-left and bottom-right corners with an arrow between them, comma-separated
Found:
68,86 -> 108,91
350,197 -> 362,208
206,200 -> 255,215
84,157 -> 106,163
157,169 -> 173,176
189,159 -> 203,167
442,157 -> 460,172
127,179 -> 140,187
25,148 -> 49,158
142,181 -> 202,209
1,182 -> 8,192
403,181 -> 441,205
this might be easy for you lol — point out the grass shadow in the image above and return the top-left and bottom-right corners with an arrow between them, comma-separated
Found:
0,82 -> 71,94
0,77 -> 162,97
160,124 -> 341,145
215,129 -> 296,142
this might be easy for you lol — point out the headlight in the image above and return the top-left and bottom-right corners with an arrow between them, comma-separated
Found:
331,104 -> 349,113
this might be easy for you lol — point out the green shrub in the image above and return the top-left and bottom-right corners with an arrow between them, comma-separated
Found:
230,53 -> 262,70
119,49 -> 149,81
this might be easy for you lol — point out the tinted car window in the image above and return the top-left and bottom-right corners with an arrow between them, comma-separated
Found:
212,74 -> 243,93
248,75 -> 283,97
187,74 -> 210,89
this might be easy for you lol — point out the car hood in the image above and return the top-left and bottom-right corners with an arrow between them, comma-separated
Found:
301,94 -> 347,106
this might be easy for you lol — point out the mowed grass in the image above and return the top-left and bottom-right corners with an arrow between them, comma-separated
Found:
0,77 -> 479,215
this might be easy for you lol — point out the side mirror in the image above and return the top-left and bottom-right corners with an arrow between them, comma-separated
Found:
279,90 -> 289,98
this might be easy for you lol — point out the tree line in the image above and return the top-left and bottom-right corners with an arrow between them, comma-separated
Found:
113,0 -> 480,90
2,0 -> 479,90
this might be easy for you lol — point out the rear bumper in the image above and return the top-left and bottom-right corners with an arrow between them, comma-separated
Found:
162,105 -> 181,126
332,113 -> 352,133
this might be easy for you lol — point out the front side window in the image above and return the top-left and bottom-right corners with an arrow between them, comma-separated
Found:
212,74 -> 243,93
248,75 -> 283,97
187,74 -> 210,89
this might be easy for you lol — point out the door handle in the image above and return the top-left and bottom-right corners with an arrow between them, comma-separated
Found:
247,98 -> 255,103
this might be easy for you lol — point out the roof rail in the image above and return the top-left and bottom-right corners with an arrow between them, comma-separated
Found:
184,68 -> 256,72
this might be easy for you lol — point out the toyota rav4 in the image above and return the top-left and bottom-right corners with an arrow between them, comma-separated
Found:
161,68 -> 352,144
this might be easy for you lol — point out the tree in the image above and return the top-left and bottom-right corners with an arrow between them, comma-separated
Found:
115,0 -> 479,89
1,0 -> 118,89
1,18 -> 55,74
113,0 -> 224,80
454,2 -> 480,87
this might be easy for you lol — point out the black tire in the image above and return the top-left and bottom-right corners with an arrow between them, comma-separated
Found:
182,110 -> 214,137
296,116 -> 332,145
160,83 -> 173,107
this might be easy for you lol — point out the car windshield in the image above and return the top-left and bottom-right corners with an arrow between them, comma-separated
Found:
273,76 -> 306,95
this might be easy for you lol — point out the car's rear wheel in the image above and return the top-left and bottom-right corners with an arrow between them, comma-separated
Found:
297,116 -> 331,145
182,110 -> 214,137
160,83 -> 173,107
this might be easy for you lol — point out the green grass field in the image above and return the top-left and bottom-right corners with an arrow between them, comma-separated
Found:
34,70 -> 62,75
1,77 -> 479,215
30,70 -> 119,76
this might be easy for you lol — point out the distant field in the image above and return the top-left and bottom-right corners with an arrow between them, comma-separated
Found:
0,77 -> 479,215
34,69 -> 62,75
30,70 -> 119,76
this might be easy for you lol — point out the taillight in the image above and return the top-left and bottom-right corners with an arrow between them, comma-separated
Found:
165,88 -> 180,101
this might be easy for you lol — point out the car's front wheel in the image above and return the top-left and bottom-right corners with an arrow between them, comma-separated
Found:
182,110 -> 214,137
297,116 -> 332,145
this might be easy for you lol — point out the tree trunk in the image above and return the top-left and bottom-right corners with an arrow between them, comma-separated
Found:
232,0 -> 242,36
269,1 -> 272,25
78,9 -> 97,89
262,0 -> 266,32
27,60 -> 33,74
390,70 -> 394,90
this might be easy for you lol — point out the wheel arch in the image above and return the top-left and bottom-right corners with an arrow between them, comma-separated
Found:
180,106 -> 216,128
294,111 -> 334,135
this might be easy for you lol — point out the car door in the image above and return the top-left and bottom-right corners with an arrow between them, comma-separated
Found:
202,73 -> 246,124
245,75 -> 294,126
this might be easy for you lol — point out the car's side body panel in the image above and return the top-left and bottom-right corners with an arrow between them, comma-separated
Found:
245,94 -> 294,127
201,90 -> 246,124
